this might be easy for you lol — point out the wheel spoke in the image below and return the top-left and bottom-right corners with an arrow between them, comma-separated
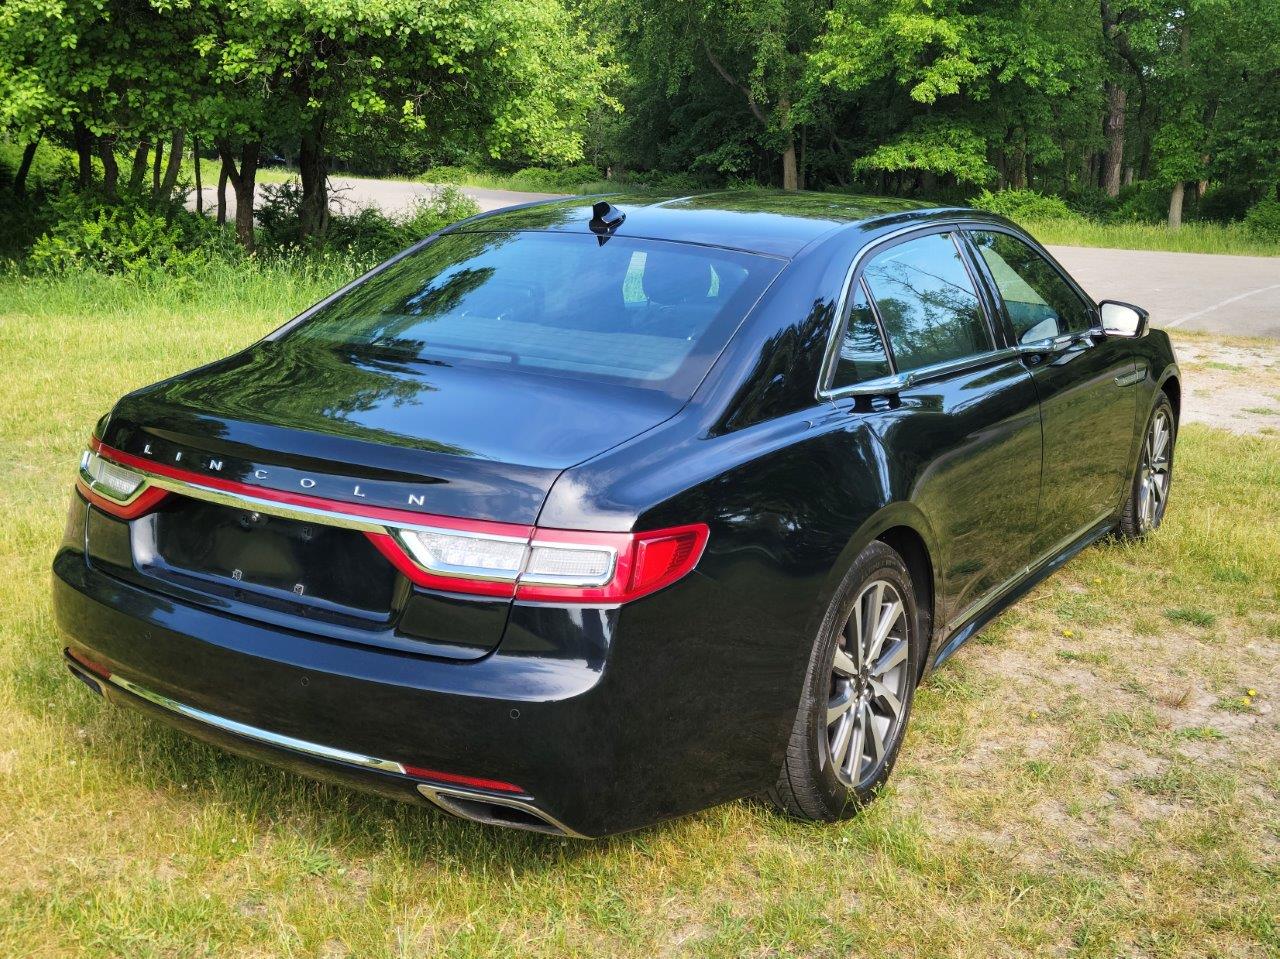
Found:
870,638 -> 908,678
868,600 -> 902,663
869,678 -> 904,720
865,702 -> 886,763
846,703 -> 867,781
829,711 -> 854,770
827,685 -> 856,725
862,583 -> 885,657
832,646 -> 858,678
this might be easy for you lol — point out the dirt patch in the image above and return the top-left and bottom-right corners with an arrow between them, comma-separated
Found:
1171,334 -> 1280,435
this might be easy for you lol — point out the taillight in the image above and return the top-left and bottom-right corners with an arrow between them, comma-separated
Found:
374,523 -> 708,604
80,438 -> 708,604
77,448 -> 169,518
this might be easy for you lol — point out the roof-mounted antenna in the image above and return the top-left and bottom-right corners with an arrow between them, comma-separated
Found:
588,201 -> 626,244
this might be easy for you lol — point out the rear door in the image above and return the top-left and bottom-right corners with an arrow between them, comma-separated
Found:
964,228 -> 1138,555
830,229 -> 1043,625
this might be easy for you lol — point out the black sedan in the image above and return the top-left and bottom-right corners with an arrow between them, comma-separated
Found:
54,192 -> 1180,837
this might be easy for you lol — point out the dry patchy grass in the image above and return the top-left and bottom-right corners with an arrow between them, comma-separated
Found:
0,272 -> 1276,958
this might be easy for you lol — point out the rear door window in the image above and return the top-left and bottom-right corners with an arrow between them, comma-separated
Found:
830,281 -> 892,388
861,232 -> 994,372
968,230 -> 1094,342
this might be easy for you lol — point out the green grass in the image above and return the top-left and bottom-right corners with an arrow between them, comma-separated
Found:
0,269 -> 1277,957
1027,216 -> 1280,257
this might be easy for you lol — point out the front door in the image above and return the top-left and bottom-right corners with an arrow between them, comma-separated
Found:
965,229 -> 1139,555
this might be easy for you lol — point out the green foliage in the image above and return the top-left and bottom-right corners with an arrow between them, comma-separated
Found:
1198,185 -> 1255,224
257,182 -> 479,261
505,164 -> 602,192
1244,199 -> 1280,241
1115,182 -> 1172,224
971,189 -> 1073,222
27,190 -> 229,276
853,122 -> 993,185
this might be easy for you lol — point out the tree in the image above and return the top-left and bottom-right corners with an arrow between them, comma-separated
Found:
616,0 -> 830,190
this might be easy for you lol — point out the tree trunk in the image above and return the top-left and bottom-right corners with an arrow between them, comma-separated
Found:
152,140 -> 164,193
1167,181 -> 1185,229
160,130 -> 184,195
129,141 -> 150,189
217,139 -> 259,251
798,125 -> 807,192
217,159 -> 228,226
97,136 -> 120,198
13,139 -> 39,196
298,119 -> 330,241
72,121 -> 95,191
194,137 -> 203,215
1123,166 -> 1134,187
781,140 -> 799,191
1103,82 -> 1126,197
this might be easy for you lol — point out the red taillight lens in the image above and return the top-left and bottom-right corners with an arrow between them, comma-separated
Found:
380,523 -> 708,604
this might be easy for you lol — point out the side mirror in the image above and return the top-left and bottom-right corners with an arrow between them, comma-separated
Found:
1099,300 -> 1149,338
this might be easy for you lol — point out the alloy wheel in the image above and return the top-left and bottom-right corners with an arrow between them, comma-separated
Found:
824,579 -> 910,788
1138,408 -> 1172,532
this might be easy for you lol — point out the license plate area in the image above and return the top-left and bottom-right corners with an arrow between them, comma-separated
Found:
139,497 -> 397,619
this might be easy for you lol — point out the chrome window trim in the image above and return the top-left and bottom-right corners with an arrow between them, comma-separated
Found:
816,218 -> 1007,402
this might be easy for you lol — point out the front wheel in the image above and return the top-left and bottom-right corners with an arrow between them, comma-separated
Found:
1117,394 -> 1175,540
767,541 -> 924,821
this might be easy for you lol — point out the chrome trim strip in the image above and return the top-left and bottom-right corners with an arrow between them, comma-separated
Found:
105,672 -> 407,774
1114,368 -> 1145,387
416,783 -> 587,838
139,471 -> 393,534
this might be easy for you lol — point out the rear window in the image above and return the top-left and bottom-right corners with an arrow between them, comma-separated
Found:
286,231 -> 783,396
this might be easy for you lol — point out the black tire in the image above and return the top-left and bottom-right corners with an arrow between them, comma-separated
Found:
767,540 -> 924,821
1117,393 -> 1176,540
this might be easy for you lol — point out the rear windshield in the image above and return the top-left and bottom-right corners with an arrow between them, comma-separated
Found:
285,231 -> 783,397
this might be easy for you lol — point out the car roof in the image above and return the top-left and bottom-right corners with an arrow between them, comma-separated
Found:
448,190 -> 998,258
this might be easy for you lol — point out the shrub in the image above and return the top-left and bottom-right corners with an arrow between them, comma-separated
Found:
1197,185 -> 1255,223
257,182 -> 479,261
1243,198 -> 1280,241
27,189 -> 227,275
1063,188 -> 1119,221
970,189 -> 1074,222
505,164 -> 601,193
1113,182 -> 1169,224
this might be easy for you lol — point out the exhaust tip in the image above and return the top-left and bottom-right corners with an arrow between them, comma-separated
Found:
417,784 -> 585,838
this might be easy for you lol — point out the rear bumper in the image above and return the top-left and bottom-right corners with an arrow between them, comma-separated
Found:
53,524 -> 795,836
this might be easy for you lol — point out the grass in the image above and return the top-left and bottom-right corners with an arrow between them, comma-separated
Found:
0,268 -> 1278,957
1027,216 -> 1280,257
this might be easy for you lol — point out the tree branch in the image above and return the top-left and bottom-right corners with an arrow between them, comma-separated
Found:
704,42 -> 768,126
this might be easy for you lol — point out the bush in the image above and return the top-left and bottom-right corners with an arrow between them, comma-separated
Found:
1113,181 -> 1169,224
505,164 -> 601,193
1063,188 -> 1120,221
27,189 -> 229,275
1243,198 -> 1280,241
257,182 -> 479,261
1197,185 -> 1256,223
970,189 -> 1074,222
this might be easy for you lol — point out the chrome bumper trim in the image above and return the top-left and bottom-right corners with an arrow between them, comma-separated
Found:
103,670 -> 407,775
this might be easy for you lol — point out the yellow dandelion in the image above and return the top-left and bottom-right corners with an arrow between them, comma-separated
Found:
1246,688 -> 1257,697
1062,629 -> 1075,638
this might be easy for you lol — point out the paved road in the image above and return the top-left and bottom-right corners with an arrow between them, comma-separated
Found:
199,176 -> 1280,337
1046,245 -> 1280,338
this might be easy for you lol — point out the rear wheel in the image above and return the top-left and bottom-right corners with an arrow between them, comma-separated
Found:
1117,394 -> 1175,540
768,541 -> 923,821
